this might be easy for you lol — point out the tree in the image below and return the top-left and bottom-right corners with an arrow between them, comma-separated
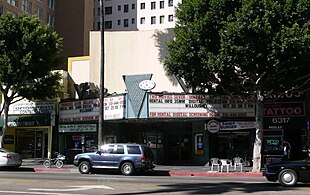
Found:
0,14 -> 63,147
164,0 -> 310,172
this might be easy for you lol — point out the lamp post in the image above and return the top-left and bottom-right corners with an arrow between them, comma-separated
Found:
98,0 -> 105,147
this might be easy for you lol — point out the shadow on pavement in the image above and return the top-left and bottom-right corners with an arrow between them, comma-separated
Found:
91,169 -> 171,176
0,167 -> 35,172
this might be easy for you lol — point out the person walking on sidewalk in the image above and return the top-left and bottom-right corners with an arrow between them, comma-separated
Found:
283,140 -> 291,161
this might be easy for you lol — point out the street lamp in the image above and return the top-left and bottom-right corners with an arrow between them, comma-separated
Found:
98,0 -> 105,147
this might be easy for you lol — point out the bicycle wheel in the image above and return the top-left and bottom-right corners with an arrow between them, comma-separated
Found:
43,160 -> 51,168
55,160 -> 64,168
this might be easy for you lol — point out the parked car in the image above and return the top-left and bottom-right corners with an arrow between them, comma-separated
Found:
263,158 -> 310,186
0,148 -> 23,168
73,143 -> 155,175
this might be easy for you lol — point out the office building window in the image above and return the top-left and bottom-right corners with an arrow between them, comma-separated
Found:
124,19 -> 129,27
47,13 -> 54,27
151,2 -> 156,10
105,6 -> 112,15
117,20 -> 121,26
105,21 -> 112,29
151,16 -> 156,25
124,4 -> 128,13
22,0 -> 32,14
132,4 -> 135,10
48,0 -> 55,10
97,22 -> 101,30
131,18 -> 135,24
7,0 -> 18,7
35,7 -> 43,21
140,3 -> 145,9
168,14 -> 173,22
118,5 -> 121,11
140,17 -> 145,24
160,1 -> 164,9
168,0 -> 173,7
160,15 -> 164,24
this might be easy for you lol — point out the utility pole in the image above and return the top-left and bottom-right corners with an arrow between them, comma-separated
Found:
98,0 -> 105,147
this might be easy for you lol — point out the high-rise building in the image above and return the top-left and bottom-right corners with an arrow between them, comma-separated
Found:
94,0 -> 181,31
0,0 -> 94,70
0,0 -> 56,28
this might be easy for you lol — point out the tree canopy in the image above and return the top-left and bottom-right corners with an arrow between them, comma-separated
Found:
0,14 -> 63,146
164,0 -> 310,172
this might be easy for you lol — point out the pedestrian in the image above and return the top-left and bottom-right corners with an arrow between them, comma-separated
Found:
283,140 -> 291,161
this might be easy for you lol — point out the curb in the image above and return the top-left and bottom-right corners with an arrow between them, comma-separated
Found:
32,168 -> 263,177
34,168 -> 71,172
169,171 -> 263,177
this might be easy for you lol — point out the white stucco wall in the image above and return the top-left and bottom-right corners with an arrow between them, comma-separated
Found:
90,29 -> 184,94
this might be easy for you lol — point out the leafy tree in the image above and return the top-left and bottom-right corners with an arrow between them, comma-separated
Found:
0,14 -> 63,147
164,0 -> 310,172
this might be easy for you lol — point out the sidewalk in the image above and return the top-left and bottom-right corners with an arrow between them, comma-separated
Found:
21,159 -> 263,177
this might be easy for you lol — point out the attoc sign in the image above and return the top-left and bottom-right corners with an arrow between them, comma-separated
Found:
206,120 -> 220,133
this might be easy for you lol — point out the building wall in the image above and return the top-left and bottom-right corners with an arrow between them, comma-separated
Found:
55,0 -> 94,69
0,0 -> 55,27
89,29 -> 184,94
94,0 -> 181,31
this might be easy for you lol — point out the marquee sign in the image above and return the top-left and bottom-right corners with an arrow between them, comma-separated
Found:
148,94 -> 255,118
59,95 -> 125,123
9,101 -> 55,115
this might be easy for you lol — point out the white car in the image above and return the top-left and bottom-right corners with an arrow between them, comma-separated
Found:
0,148 -> 22,168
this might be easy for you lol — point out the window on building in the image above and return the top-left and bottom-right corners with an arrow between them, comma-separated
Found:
151,16 -> 156,25
140,17 -> 145,24
168,0 -> 173,7
124,4 -> 128,13
160,15 -> 164,24
131,18 -> 135,25
117,5 -> 121,11
124,19 -> 129,27
7,0 -> 18,7
48,0 -> 55,10
97,22 -> 101,30
140,3 -> 145,10
22,0 -> 32,14
35,7 -> 43,21
168,14 -> 173,22
160,1 -> 164,9
105,6 -> 112,15
132,4 -> 135,10
151,2 -> 156,10
105,21 -> 112,29
117,19 -> 121,26
47,13 -> 54,27
0,5 -> 3,16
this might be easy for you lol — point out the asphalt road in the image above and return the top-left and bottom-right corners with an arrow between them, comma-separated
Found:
1,170 -> 310,194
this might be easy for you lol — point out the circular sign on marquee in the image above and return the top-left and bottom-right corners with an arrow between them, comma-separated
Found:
206,120 -> 220,133
139,80 -> 156,91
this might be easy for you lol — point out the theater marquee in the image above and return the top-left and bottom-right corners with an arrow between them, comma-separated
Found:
148,94 -> 255,118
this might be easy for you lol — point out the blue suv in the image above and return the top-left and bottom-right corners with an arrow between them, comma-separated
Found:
73,143 -> 155,175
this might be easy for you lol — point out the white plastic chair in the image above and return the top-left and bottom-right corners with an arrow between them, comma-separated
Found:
210,158 -> 220,172
233,157 -> 244,172
220,159 -> 232,173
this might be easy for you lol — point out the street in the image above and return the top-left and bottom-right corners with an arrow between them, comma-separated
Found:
1,169 -> 310,194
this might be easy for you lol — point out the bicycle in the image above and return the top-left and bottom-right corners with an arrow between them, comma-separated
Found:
43,153 -> 65,168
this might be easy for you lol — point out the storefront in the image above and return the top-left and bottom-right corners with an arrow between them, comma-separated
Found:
58,95 -> 126,163
2,101 -> 56,159
262,92 -> 307,164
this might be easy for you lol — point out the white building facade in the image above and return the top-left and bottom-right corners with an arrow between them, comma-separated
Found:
94,0 -> 182,31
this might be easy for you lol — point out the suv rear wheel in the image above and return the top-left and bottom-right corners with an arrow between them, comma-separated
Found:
121,162 -> 134,176
79,161 -> 91,174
